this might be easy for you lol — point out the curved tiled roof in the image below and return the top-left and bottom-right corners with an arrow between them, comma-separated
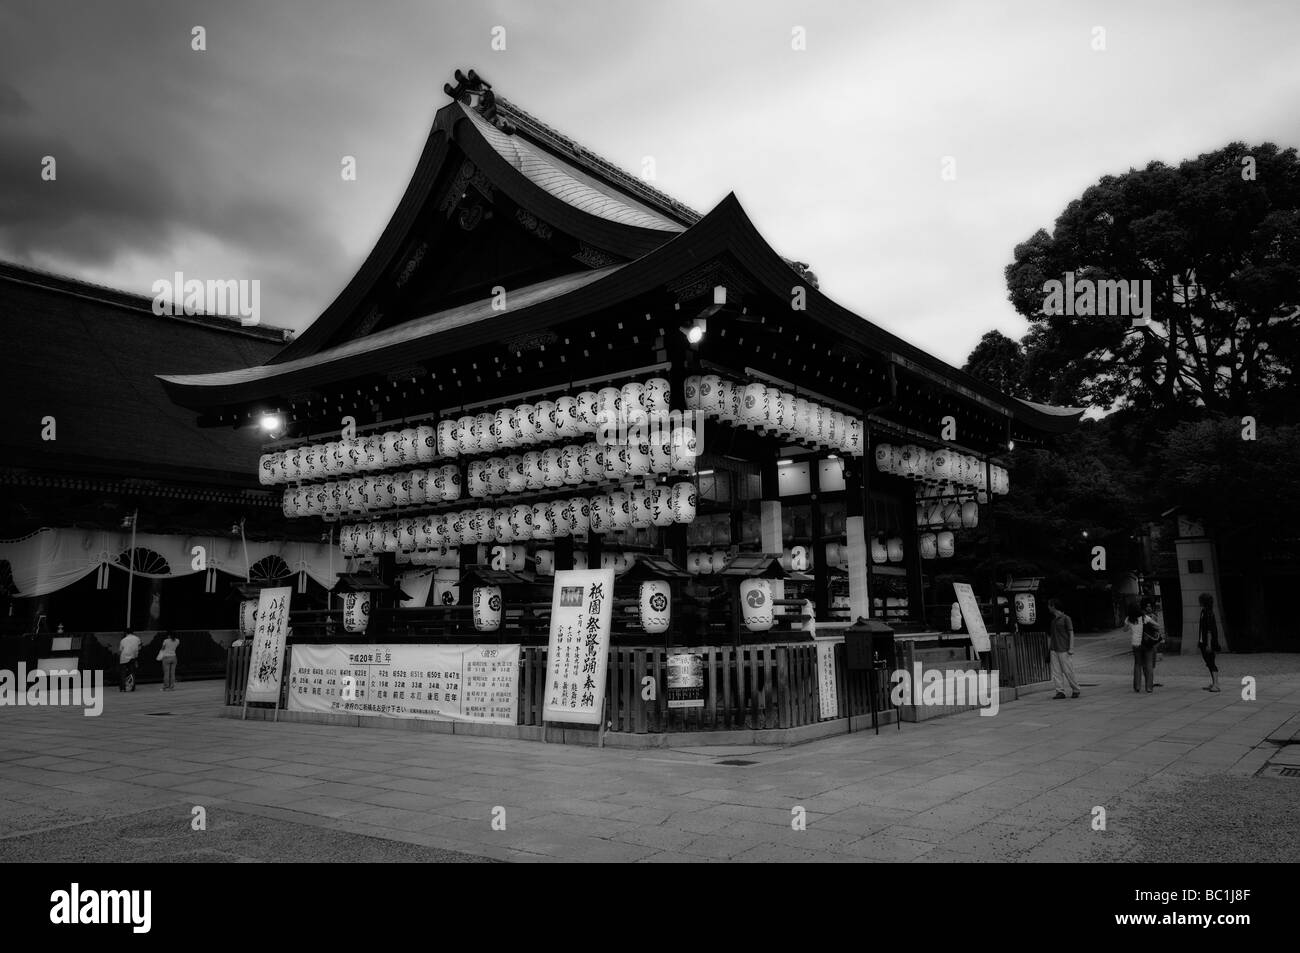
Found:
461,106 -> 684,233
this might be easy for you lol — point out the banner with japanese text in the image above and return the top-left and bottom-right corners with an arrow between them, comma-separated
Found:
953,582 -> 992,653
287,643 -> 519,724
244,586 -> 292,704
543,569 -> 615,724
816,641 -> 839,719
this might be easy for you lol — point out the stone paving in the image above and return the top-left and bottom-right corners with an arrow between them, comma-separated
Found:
1,634 -> 1297,863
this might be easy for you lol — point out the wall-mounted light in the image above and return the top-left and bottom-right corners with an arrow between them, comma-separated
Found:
697,469 -> 715,477
777,459 -> 793,466
259,413 -> 284,433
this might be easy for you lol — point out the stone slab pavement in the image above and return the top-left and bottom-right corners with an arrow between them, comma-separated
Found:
1,646 -> 1298,863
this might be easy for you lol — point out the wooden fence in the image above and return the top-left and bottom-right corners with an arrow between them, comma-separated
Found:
226,640 -> 889,731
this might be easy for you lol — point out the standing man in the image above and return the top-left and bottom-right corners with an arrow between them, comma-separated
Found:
1047,598 -> 1080,699
118,629 -> 141,692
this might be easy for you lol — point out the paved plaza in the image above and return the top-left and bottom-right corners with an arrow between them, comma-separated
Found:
2,631 -> 1298,863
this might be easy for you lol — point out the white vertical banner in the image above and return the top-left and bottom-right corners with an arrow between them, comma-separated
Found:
953,582 -> 991,653
816,641 -> 839,719
845,514 -> 869,621
543,569 -> 615,724
245,586 -> 292,704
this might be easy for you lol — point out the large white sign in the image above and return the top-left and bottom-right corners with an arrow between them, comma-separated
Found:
953,582 -> 992,653
816,641 -> 839,719
543,569 -> 615,724
288,643 -> 519,724
245,586 -> 292,704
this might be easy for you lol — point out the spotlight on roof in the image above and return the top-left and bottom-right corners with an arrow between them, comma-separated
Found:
685,325 -> 705,344
259,413 -> 283,433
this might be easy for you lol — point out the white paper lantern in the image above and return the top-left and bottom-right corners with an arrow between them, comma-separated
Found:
399,428 -> 421,466
1015,593 -> 1036,625
508,404 -> 532,446
343,592 -> 370,633
506,504 -> 530,540
603,443 -> 629,482
716,380 -> 739,425
559,445 -> 584,486
492,409 -> 514,450
706,549 -> 726,573
937,531 -> 955,558
529,503 -> 551,540
669,482 -> 697,524
371,476 -> 396,510
670,427 -> 698,472
625,442 -> 652,478
740,578 -> 774,632
686,551 -> 704,574
535,548 -> 555,575
555,395 -> 582,439
824,541 -> 842,568
473,585 -> 503,632
639,580 -> 671,634
620,382 -> 648,426
648,484 -> 673,527
683,375 -> 702,410
533,400 -> 558,443
392,472 -> 412,508
608,490 -> 632,530
257,454 -> 275,485
492,507 -> 513,543
568,496 -> 591,536
629,488 -> 653,528
239,599 -> 259,636
575,392 -> 600,434
961,500 -> 979,529
594,387 -> 622,433
644,378 -> 671,416
484,457 -> 507,496
870,537 -> 888,564
433,420 -> 455,458
697,375 -> 723,416
465,460 -> 486,499
580,443 -> 604,483
740,382 -> 767,428
919,532 -> 938,560
541,448 -> 565,488
887,537 -> 904,563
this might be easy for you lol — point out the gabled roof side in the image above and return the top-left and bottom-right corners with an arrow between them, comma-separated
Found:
159,194 -> 1082,434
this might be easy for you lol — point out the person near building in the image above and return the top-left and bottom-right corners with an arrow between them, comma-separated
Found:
118,629 -> 141,692
1125,603 -> 1156,693
156,632 -> 180,691
1198,593 -> 1221,692
1047,598 -> 1080,699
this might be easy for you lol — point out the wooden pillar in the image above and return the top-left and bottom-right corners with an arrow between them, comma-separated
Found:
844,458 -> 870,623
808,458 -> 829,619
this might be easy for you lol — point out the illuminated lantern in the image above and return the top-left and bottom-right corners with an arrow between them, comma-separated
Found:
777,393 -> 797,437
811,405 -> 827,446
670,427 -> 698,472
521,451 -> 544,490
535,548 -> 554,575
961,500 -> 979,529
398,428 -> 421,466
414,425 -> 437,463
828,412 -> 844,448
493,409 -> 514,450
397,518 -> 418,551
569,444 -> 597,484
649,485 -> 673,527
505,454 -> 526,493
715,380 -> 739,425
472,507 -> 493,544
626,442 -> 652,478
870,537 -> 888,564
374,431 -> 397,469
433,464 -> 458,502
577,443 -> 602,484
531,503 -> 552,540
684,375 -> 702,410
436,419 -> 458,458
648,433 -> 673,475
644,378 -> 671,416
588,494 -> 609,534
608,490 -> 632,530
486,457 -> 508,495
697,375 -> 723,416
686,551 -> 703,574
465,460 -> 486,499
258,454 -> 275,485
705,549 -> 725,573
473,586 -> 503,632
595,388 -> 622,433
506,505 -> 530,541
492,507 -> 513,543
603,443 -> 630,482
371,476 -> 396,510
846,419 -> 864,456
620,382 -> 648,426
573,551 -> 589,570
739,579 -> 774,632
541,448 -> 565,488
576,391 -> 600,433
343,592 -> 370,633
951,602 -> 963,631
630,488 -> 654,528
415,517 -> 434,550
392,472 -> 412,508
555,395 -> 582,439
741,382 -> 767,428
886,537 -> 904,563
355,435 -> 377,471
469,413 -> 491,454
409,470 -> 428,506
639,580 -> 671,634
569,496 -> 591,536
669,481 -> 696,524
510,404 -> 534,446
763,385 -> 782,431
919,533 -> 938,560
937,531 -> 955,558
875,443 -> 895,474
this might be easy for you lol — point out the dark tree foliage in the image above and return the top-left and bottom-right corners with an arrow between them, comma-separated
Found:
962,330 -> 1029,399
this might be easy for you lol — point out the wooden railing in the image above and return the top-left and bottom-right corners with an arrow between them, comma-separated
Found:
226,640 -> 892,731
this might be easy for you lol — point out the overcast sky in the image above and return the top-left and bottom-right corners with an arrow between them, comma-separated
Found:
2,0 -> 1298,368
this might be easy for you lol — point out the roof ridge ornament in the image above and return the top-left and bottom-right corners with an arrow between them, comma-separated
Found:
444,68 -> 516,133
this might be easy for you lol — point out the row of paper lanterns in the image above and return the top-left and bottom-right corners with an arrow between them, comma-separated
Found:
339,484 -> 698,554
875,443 -> 1009,494
916,499 -> 979,530
684,375 -> 864,455
464,436 -> 697,497
281,467 -> 462,518
258,378 -> 682,485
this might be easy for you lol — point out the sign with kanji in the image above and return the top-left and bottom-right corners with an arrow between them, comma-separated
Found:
244,586 -> 292,704
542,569 -> 615,724
287,643 -> 519,724
667,653 -> 703,709
953,582 -> 992,653
815,641 -> 839,719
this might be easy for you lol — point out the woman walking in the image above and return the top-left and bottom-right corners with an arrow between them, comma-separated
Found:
1198,593 -> 1221,692
157,632 -> 180,691
1126,604 -> 1155,693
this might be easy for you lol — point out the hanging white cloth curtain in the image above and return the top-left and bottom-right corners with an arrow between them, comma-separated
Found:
0,527 -> 340,598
